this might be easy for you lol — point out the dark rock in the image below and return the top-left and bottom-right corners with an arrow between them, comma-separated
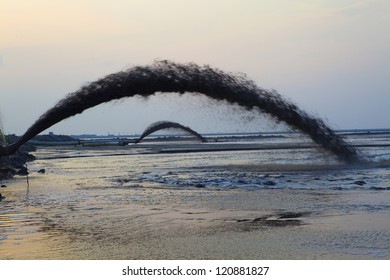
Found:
17,166 -> 29,176
37,169 -> 46,174
194,183 -> 206,188
1,184 -> 6,188
263,180 -> 276,186
1,165 -> 18,175
0,173 -> 11,181
369,186 -> 390,191
1,137 -> 36,181
0,193 -> 5,201
353,180 -> 366,186
236,219 -> 251,222
0,166 -> 17,180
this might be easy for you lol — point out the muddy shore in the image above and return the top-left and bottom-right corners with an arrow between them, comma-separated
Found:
1,143 -> 389,259
0,144 -> 36,181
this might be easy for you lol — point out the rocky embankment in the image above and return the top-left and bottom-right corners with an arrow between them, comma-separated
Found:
0,135 -> 36,181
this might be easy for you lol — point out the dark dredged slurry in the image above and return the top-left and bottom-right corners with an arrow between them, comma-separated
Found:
135,121 -> 207,144
0,60 -> 361,163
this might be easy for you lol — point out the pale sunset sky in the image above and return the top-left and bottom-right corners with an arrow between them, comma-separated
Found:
1,0 -> 389,135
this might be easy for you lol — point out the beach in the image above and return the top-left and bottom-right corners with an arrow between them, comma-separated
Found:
1,132 -> 390,259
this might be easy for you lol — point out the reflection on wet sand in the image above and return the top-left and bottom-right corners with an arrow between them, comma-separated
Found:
1,131 -> 390,259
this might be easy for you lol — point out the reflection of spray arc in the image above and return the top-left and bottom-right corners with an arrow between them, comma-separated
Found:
0,60 -> 360,163
135,121 -> 207,144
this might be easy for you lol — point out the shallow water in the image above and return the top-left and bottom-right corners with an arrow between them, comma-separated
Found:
1,131 -> 390,259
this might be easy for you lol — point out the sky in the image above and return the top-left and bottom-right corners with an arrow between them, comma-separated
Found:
1,0 -> 389,136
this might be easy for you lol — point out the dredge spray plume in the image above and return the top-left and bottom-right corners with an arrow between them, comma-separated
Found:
135,121 -> 207,144
1,60 -> 361,163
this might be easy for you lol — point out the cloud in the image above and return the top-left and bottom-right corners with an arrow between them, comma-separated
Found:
0,54 -> 3,67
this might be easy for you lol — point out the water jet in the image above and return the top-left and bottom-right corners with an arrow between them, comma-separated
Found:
135,121 -> 207,144
0,60 -> 361,163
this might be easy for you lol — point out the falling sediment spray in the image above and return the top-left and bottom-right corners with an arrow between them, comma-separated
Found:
135,121 -> 207,144
0,60 -> 361,163
0,115 -> 6,147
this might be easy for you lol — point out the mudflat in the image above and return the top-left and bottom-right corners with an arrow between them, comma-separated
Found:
1,144 -> 389,259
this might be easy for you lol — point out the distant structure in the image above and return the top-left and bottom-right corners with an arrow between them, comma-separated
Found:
135,121 -> 207,144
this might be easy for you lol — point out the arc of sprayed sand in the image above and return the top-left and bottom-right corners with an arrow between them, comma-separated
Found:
135,121 -> 207,144
1,60 -> 360,163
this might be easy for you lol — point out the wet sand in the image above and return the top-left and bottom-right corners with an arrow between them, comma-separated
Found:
1,179 -> 389,259
68,189 -> 390,260
1,143 -> 389,259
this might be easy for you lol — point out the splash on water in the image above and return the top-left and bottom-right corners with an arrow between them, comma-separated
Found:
0,60 -> 361,163
0,114 -> 6,146
135,121 -> 207,144
0,130 -> 5,147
